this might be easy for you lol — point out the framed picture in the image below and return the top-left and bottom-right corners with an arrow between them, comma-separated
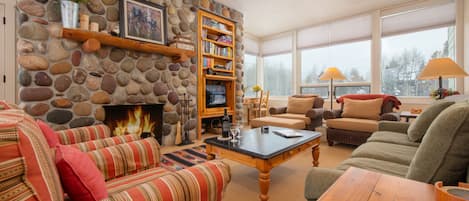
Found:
120,0 -> 167,45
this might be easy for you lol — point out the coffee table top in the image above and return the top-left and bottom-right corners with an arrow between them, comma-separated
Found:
204,126 -> 321,159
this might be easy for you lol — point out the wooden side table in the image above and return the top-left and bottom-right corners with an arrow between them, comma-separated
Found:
400,111 -> 419,122
319,167 -> 435,201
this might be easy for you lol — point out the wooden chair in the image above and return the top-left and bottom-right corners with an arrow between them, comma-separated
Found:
250,90 -> 270,119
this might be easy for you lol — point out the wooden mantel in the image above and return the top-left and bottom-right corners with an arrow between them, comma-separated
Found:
60,28 -> 196,62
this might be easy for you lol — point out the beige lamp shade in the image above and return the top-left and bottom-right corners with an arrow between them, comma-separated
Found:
418,58 -> 468,80
319,67 -> 346,80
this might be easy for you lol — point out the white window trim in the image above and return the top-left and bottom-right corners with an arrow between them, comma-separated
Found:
0,0 -> 16,104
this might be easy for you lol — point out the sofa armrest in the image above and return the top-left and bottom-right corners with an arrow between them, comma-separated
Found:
108,161 -> 230,201
380,112 -> 400,121
323,109 -> 342,120
87,138 -> 161,181
68,134 -> 140,152
56,124 -> 112,145
378,121 -> 410,133
306,108 -> 324,120
304,168 -> 344,201
269,107 -> 287,115
176,160 -> 231,201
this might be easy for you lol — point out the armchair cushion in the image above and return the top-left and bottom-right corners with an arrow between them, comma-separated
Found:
326,118 -> 378,133
350,142 -> 418,165
342,98 -> 383,120
272,113 -> 311,125
407,100 -> 455,142
55,145 -> 107,201
286,97 -> 314,114
337,157 -> 409,177
367,131 -> 420,147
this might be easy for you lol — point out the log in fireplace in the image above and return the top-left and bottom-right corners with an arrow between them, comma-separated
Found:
103,104 -> 163,144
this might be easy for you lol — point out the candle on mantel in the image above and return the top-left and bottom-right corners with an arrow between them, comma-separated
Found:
90,22 -> 99,32
79,14 -> 89,30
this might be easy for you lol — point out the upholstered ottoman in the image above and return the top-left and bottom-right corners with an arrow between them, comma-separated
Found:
251,116 -> 305,129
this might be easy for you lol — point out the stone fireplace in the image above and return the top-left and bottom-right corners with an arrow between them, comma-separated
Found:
103,104 -> 163,144
16,0 -> 244,145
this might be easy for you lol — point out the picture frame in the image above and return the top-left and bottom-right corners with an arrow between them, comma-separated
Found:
119,0 -> 167,45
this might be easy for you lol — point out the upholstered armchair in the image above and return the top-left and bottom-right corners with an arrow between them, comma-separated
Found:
269,94 -> 324,130
324,94 -> 401,146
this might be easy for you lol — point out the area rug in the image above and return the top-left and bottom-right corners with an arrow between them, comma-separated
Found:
160,145 -> 208,171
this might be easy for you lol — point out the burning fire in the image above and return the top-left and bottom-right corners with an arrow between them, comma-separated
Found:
113,106 -> 156,136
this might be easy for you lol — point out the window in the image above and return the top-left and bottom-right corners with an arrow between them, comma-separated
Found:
300,86 -> 328,98
301,40 -> 371,84
263,53 -> 292,96
381,27 -> 455,96
335,86 -> 370,98
243,54 -> 257,97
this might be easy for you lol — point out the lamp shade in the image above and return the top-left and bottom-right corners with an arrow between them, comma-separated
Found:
319,67 -> 346,80
418,58 -> 468,80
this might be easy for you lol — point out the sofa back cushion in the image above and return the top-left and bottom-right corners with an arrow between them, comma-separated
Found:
286,97 -> 314,114
56,124 -> 111,145
0,109 -> 63,200
406,101 -> 469,185
342,98 -> 383,120
407,100 -> 455,142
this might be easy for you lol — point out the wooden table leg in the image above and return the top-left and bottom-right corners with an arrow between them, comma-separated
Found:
256,160 -> 271,201
312,144 -> 320,167
206,145 -> 215,160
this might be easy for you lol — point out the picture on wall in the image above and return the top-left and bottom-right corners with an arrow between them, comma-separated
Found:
120,0 -> 167,45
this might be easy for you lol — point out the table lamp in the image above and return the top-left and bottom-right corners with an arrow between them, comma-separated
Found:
319,67 -> 346,110
418,58 -> 468,99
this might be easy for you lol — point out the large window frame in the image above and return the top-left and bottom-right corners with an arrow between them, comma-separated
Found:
252,0 -> 463,104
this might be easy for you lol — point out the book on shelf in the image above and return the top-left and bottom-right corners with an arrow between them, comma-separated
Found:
202,17 -> 232,34
203,41 -> 233,57
203,57 -> 214,68
272,129 -> 303,138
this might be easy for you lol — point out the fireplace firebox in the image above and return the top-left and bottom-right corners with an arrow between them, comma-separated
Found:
103,104 -> 163,144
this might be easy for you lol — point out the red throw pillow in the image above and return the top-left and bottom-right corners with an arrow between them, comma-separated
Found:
55,145 -> 108,201
37,120 -> 60,148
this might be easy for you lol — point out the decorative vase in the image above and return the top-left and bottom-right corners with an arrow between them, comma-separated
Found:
61,0 -> 79,28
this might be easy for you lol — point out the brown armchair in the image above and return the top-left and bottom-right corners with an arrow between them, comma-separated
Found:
324,95 -> 401,146
269,95 -> 324,130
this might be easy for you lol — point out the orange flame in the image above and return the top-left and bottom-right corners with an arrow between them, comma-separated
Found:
113,106 -> 155,136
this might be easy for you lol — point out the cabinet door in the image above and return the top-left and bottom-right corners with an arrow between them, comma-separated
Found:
0,4 -> 5,100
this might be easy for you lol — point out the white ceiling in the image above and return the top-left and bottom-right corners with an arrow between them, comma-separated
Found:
216,0 -> 416,38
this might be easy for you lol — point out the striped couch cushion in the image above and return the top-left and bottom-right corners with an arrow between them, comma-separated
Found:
116,138 -> 160,174
175,160 -> 231,201
0,109 -> 63,201
88,145 -> 126,181
108,173 -> 188,201
106,167 -> 172,195
56,124 -> 111,145
67,134 -> 141,153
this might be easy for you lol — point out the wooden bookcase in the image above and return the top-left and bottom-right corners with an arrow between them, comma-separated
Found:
197,10 -> 236,139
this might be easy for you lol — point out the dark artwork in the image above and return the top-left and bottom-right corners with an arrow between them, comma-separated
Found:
120,0 -> 167,45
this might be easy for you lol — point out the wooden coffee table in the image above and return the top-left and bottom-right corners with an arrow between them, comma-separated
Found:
319,167 -> 436,201
204,126 -> 321,201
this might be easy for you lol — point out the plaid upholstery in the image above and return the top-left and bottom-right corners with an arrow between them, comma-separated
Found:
108,173 -> 188,201
88,145 -> 127,181
115,138 -> 161,174
106,167 -> 172,194
175,161 -> 231,201
103,134 -> 141,147
56,124 -> 111,145
0,109 -> 63,201
67,134 -> 140,153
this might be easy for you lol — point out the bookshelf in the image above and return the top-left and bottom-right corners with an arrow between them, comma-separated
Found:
197,10 -> 236,139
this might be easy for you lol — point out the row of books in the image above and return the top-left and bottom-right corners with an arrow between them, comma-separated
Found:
202,17 -> 232,33
202,57 -> 233,71
203,41 -> 233,57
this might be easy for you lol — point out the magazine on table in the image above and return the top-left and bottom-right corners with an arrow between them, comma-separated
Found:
272,129 -> 303,138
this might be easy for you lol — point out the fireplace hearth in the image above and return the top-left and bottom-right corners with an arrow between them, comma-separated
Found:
103,104 -> 163,144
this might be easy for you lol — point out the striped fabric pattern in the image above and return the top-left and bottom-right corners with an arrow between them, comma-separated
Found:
106,167 -> 172,195
108,173 -> 188,201
56,124 -> 111,145
88,145 -> 126,181
116,138 -> 161,174
67,134 -> 140,153
175,161 -> 231,201
0,109 -> 63,201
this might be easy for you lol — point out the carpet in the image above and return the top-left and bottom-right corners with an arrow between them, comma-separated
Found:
160,144 -> 208,171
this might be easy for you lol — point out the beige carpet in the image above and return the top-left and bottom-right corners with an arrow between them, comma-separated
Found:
161,136 -> 355,201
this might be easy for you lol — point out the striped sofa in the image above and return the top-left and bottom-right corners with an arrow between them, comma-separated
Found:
0,107 -> 231,201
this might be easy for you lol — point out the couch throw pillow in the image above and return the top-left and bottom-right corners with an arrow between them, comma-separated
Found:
286,97 -> 315,114
37,120 -> 60,148
342,98 -> 383,120
56,145 -> 108,201
407,100 -> 455,142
